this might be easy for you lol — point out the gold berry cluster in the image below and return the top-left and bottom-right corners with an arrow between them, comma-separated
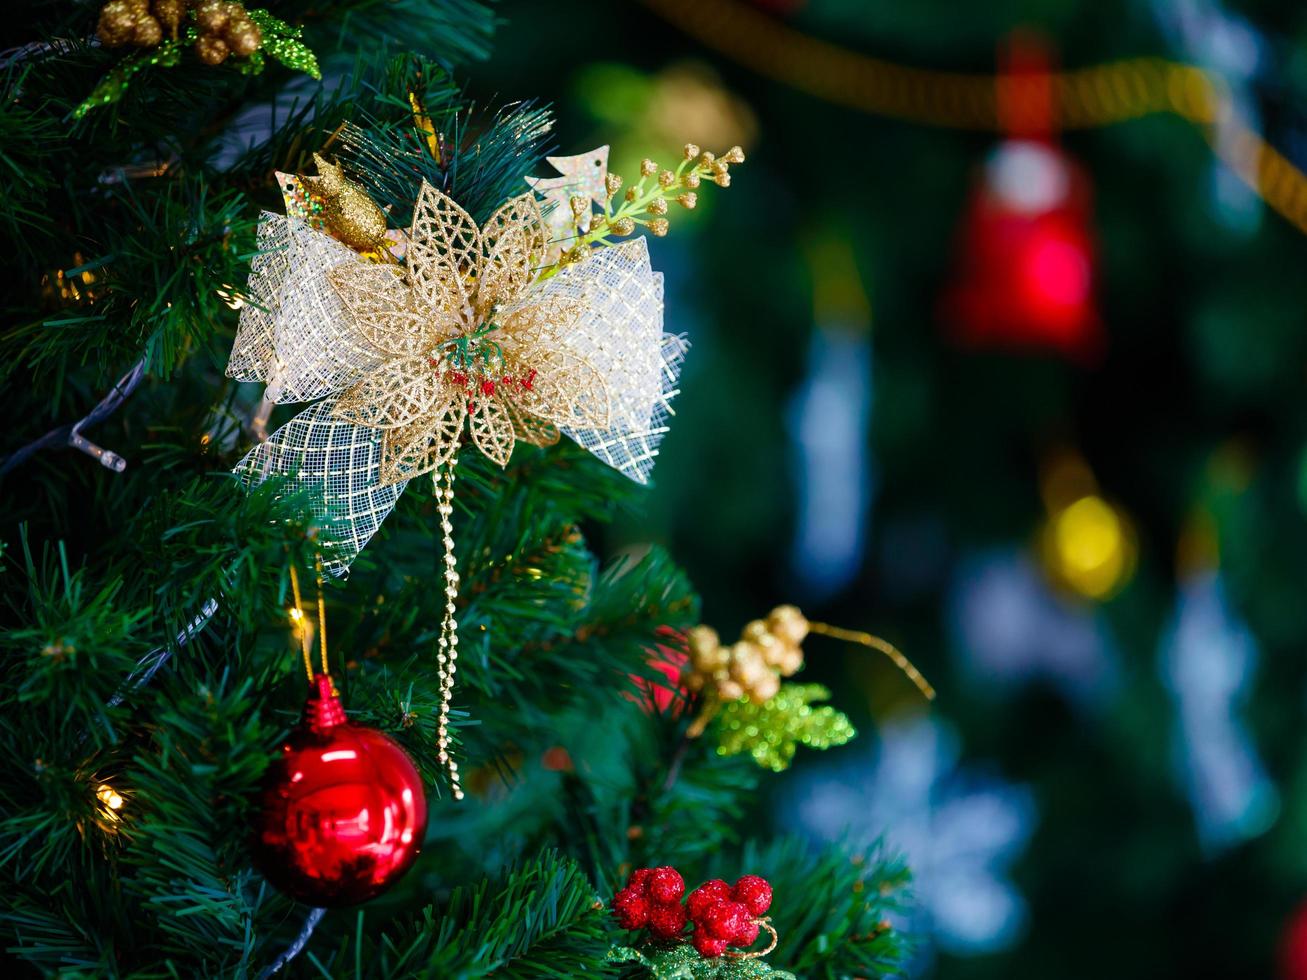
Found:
683,605 -> 809,705
559,143 -> 745,264
96,0 -> 263,65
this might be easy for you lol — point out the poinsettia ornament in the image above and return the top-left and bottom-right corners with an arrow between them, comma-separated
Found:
229,180 -> 680,570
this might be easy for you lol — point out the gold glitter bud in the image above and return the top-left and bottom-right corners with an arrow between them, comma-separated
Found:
724,145 -> 746,164
648,197 -> 668,216
683,171 -> 701,189
700,151 -> 716,166
604,172 -> 623,197
711,160 -> 730,176
569,195 -> 588,218
750,672 -> 780,704
684,142 -> 701,161
714,173 -> 731,188
649,218 -> 669,237
639,158 -> 657,178
767,605 -> 809,645
611,217 -> 636,236
677,192 -> 698,209
625,187 -> 639,203
658,169 -> 676,188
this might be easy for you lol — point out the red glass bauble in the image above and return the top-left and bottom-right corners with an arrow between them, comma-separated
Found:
942,138 -> 1103,361
1279,899 -> 1307,980
253,674 -> 427,907
630,627 -> 689,716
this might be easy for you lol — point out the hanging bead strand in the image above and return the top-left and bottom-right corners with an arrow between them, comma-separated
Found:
434,457 -> 464,801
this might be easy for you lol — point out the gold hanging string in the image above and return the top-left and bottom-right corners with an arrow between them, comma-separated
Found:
314,556 -> 329,677
725,917 -> 779,960
641,0 -> 1307,241
288,561 -> 330,682
434,458 -> 464,801
807,621 -> 936,701
288,562 -> 314,683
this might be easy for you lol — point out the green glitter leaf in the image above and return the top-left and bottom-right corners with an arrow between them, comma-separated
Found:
247,9 -> 322,80
72,38 -> 185,120
713,684 -> 856,771
609,943 -> 797,979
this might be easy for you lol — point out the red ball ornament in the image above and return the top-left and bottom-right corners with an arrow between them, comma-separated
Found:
941,34 -> 1103,362
732,874 -> 772,917
648,866 -> 685,904
631,628 -> 690,716
647,900 -> 689,939
253,674 -> 428,907
687,878 -> 732,920
1279,899 -> 1307,980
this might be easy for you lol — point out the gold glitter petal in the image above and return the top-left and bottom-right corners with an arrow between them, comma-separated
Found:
496,294 -> 586,349
507,401 -> 561,447
333,355 -> 448,430
379,389 -> 464,484
469,395 -> 516,467
518,349 -> 612,430
327,261 -> 443,356
408,181 -> 482,323
478,194 -> 548,319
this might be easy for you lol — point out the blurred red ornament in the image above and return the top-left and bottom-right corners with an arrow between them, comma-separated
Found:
631,627 -> 689,715
942,33 -> 1103,361
253,674 -> 427,907
1279,900 -> 1307,980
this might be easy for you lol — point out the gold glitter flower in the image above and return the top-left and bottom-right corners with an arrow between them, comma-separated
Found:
327,183 -> 611,483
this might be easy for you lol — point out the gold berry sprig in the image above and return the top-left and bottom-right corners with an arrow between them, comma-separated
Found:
681,605 -> 934,739
559,143 -> 744,265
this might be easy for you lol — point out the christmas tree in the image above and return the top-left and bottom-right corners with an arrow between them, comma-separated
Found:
0,2 -> 911,977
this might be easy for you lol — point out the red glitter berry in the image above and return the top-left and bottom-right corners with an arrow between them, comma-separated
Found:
692,932 -> 729,958
687,879 -> 732,920
648,866 -> 685,904
700,899 -> 749,941
732,874 -> 773,917
612,890 -> 651,930
732,918 -> 760,947
647,900 -> 688,939
627,868 -> 654,894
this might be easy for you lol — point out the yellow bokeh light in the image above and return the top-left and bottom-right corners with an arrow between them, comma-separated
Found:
1043,495 -> 1135,600
96,783 -> 124,812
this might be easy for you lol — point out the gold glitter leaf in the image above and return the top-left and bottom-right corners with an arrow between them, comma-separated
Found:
507,403 -> 561,447
518,349 -> 612,430
469,396 -> 516,467
334,355 -> 447,429
408,182 -> 482,323
497,294 -> 587,350
327,262 -> 440,357
379,389 -> 463,484
479,194 -> 548,319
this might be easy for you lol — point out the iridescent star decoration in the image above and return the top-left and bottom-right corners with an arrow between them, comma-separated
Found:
526,145 -> 610,257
